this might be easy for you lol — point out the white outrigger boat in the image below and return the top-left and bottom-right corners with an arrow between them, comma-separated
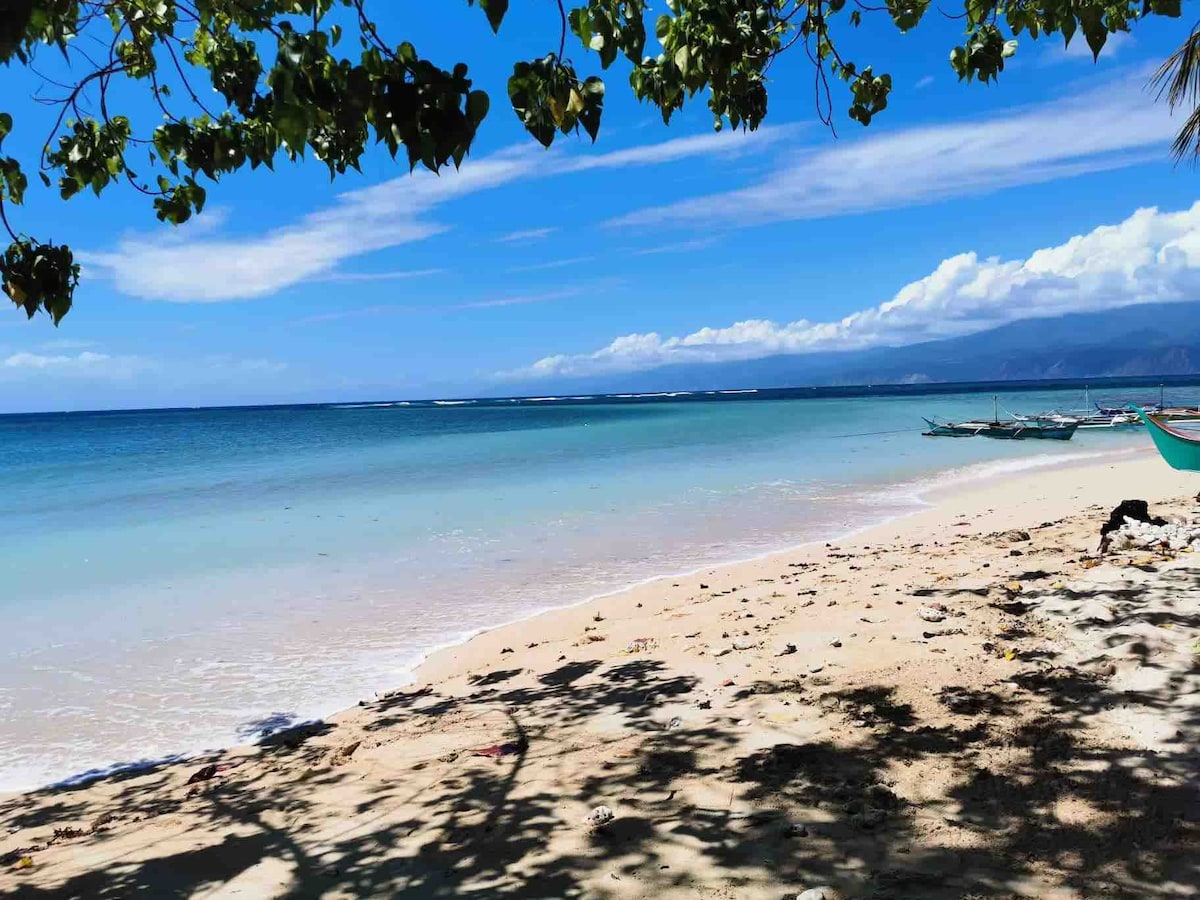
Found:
1013,387 -> 1140,430
924,396 -> 1079,440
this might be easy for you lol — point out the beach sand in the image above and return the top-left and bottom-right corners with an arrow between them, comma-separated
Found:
2,451 -> 1198,898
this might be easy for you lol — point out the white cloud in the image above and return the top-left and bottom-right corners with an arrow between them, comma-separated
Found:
1,350 -> 149,378
915,75 -> 935,89
607,74 -> 1173,230
82,129 -> 779,303
508,202 -> 1200,380
0,348 -> 287,384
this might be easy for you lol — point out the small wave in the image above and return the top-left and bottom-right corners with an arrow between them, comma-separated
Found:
331,402 -> 398,409
433,400 -> 474,406
718,389 -> 758,395
873,446 -> 1145,508
611,391 -> 694,399
523,397 -> 564,402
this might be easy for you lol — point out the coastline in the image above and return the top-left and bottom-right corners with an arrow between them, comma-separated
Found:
0,443 -> 1156,796
411,443 -> 1160,685
4,447 -> 1197,898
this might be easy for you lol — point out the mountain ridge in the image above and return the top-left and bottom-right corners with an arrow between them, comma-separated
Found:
513,302 -> 1200,393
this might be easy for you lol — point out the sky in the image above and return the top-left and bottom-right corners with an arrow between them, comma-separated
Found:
1,5 -> 1198,411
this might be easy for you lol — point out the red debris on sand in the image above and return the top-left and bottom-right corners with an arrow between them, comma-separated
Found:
185,764 -> 218,785
472,742 -> 523,758
184,760 -> 242,786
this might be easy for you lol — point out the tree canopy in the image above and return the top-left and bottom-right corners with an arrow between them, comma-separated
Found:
0,0 -> 1192,325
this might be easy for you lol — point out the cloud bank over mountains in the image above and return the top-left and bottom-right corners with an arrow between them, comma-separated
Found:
510,202 -> 1200,380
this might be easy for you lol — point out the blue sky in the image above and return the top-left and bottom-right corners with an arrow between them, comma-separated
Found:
1,5 -> 1198,411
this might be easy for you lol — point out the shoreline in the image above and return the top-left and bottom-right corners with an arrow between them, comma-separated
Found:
411,443 -> 1158,684
1,443 -> 1153,797
3,443 -> 1149,796
4,448 -> 1197,896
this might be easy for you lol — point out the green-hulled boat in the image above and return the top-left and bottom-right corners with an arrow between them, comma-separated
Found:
1137,407 -> 1200,471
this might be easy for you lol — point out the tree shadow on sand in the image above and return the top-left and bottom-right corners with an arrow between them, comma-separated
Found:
3,571 -> 1198,899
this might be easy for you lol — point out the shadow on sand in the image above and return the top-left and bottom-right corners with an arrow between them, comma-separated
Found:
3,571 -> 1198,899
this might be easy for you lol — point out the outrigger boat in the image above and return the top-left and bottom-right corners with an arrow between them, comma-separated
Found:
1097,385 -> 1200,422
1013,387 -> 1140,430
924,396 -> 1078,441
1137,407 -> 1200,470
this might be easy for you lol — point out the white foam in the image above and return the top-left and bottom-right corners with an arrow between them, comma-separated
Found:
612,391 -> 694,399
877,445 -> 1146,509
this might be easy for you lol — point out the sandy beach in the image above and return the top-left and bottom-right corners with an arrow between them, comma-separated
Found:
3,450 -> 1198,898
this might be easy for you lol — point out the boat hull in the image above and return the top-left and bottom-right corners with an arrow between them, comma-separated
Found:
922,418 -> 1077,440
1137,409 -> 1200,471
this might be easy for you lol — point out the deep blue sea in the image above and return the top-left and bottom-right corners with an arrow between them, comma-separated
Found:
1,377 -> 1190,790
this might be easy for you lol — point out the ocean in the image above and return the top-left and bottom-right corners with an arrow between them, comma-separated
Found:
0,378 -> 1187,790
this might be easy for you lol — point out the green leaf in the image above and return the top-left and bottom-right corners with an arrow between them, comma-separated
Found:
478,0 -> 509,33
579,77 -> 604,141
886,0 -> 930,32
467,90 -> 490,125
1078,7 -> 1106,59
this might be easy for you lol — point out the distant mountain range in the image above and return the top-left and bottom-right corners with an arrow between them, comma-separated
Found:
516,302 -> 1200,394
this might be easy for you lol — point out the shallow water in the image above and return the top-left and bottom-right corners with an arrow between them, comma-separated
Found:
0,382 -> 1171,789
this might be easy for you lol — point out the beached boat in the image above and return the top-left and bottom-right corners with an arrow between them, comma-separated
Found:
923,397 -> 1078,440
1136,407 -> 1200,470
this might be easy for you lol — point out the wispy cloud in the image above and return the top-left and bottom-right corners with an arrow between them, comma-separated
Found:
560,126 -> 794,172
607,73 -> 1173,231
292,305 -> 404,326
507,256 -> 594,273
317,268 -> 446,283
506,202 -> 1200,380
456,288 -> 582,310
914,75 -> 935,89
496,227 -> 557,243
79,151 -> 534,302
293,287 -> 586,325
82,129 -> 781,303
633,237 -> 720,256
37,338 -> 98,351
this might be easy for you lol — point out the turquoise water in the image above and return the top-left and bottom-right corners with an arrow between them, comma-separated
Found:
0,384 -> 1167,789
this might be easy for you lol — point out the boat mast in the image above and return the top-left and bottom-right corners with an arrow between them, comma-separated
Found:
993,395 -> 999,424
